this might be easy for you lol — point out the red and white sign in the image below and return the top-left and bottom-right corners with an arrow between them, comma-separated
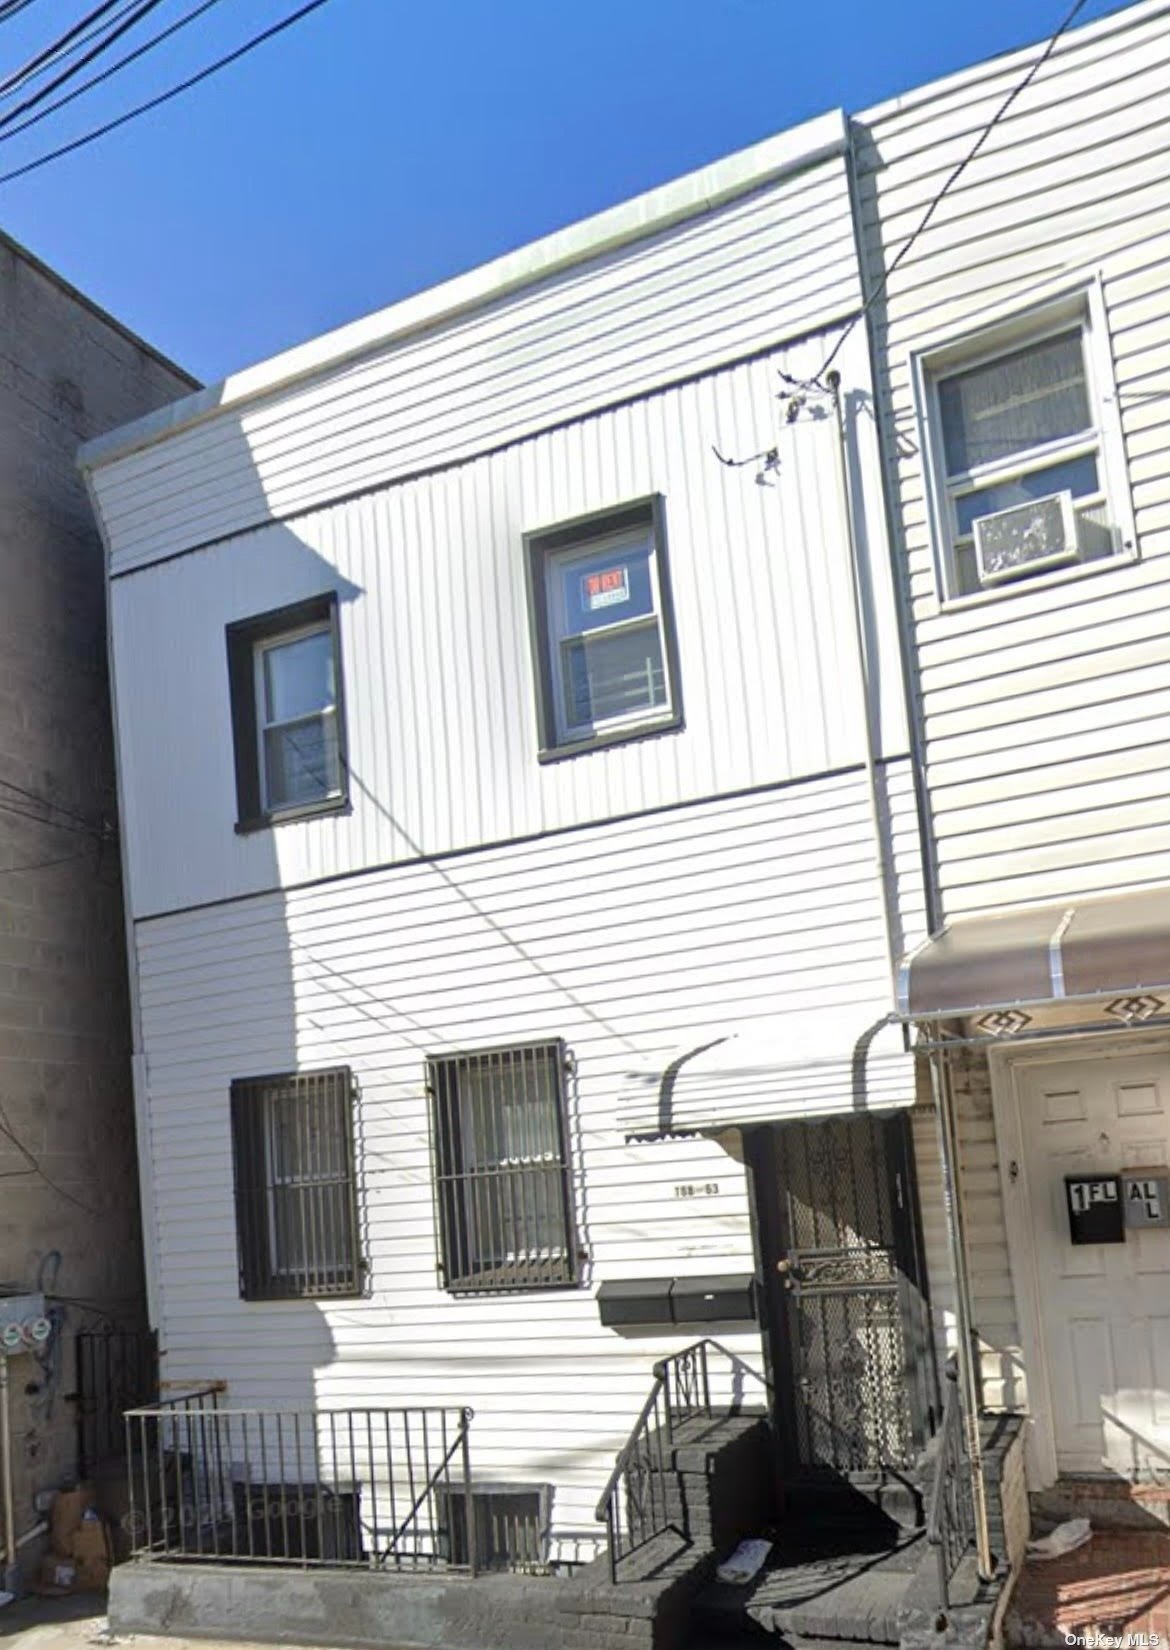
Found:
582,566 -> 629,611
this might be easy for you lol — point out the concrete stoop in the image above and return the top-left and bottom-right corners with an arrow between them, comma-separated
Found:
109,1414 -> 777,1650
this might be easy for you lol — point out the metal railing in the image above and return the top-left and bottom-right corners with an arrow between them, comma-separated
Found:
926,1357 -> 976,1619
75,1328 -> 158,1475
125,1390 -> 478,1573
595,1339 -> 766,1583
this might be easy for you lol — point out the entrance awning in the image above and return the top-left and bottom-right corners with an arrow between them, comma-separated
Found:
899,887 -> 1170,1021
618,1011 -> 915,1140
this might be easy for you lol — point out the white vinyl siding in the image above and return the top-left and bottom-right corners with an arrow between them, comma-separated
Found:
108,327 -> 906,918
857,0 -> 1170,917
133,762 -> 924,1558
88,118 -> 858,577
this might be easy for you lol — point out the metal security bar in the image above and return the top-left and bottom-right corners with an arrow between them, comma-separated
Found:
428,1042 -> 577,1293
595,1340 -> 767,1583
124,1393 -> 478,1573
926,1358 -> 977,1620
231,1068 -> 362,1300
75,1329 -> 158,1475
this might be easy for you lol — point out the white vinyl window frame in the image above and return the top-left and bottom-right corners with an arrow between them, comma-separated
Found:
524,496 -> 683,761
911,276 -> 1137,609
253,619 -> 342,816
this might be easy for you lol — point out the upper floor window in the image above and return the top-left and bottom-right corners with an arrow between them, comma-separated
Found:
226,594 -> 348,831
524,497 -> 682,760
230,1066 -> 362,1300
918,288 -> 1134,601
428,1042 -> 578,1293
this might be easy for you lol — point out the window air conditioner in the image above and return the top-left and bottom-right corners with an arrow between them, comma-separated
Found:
972,489 -> 1079,586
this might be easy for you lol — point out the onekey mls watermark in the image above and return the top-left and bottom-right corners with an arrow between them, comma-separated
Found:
1064,1635 -> 1162,1647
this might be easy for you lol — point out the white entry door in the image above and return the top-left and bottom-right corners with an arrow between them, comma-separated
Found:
1018,1051 -> 1170,1477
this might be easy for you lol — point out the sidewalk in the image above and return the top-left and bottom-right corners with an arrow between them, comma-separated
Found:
0,1592 -> 363,1650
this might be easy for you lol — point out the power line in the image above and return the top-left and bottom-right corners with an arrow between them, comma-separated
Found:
0,0 -> 228,145
814,0 -> 1094,385
0,0 -> 170,130
0,0 -> 127,99
0,0 -> 339,189
0,848 -> 93,874
0,773 -> 105,830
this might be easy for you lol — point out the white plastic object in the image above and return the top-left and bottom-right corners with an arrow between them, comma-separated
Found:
26,1318 -> 51,1344
716,1537 -> 772,1585
1026,1517 -> 1092,1560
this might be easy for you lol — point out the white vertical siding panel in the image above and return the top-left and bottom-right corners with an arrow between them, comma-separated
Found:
111,332 -> 905,918
858,2 -> 1170,917
93,159 -> 861,574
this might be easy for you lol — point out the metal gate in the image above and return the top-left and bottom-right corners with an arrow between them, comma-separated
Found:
762,1113 -> 935,1476
75,1329 -> 158,1475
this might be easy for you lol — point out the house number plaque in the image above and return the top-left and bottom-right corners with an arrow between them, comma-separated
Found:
1065,1174 -> 1125,1245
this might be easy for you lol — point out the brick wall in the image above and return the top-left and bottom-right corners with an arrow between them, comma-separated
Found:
0,234 -> 192,1569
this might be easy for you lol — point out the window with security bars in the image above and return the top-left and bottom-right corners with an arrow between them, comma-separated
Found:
230,1068 -> 362,1300
428,1043 -> 578,1292
441,1486 -> 547,1571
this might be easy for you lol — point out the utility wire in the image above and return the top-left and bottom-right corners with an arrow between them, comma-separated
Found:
814,0 -> 1094,385
0,848 -> 93,874
0,0 -> 127,99
0,0 -> 228,143
0,773 -> 105,830
0,0 -> 338,188
0,0 -> 170,130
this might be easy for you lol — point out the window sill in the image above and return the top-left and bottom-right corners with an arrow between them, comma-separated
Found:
537,711 -> 683,765
937,541 -> 1139,615
235,794 -> 351,834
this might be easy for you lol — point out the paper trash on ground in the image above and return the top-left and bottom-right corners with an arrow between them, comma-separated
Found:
1026,1518 -> 1092,1561
716,1538 -> 772,1584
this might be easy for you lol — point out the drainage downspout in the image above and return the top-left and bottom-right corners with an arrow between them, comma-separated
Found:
929,1043 -> 994,1580
827,368 -> 901,999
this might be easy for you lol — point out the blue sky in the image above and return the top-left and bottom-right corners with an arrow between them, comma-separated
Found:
0,0 -> 1134,383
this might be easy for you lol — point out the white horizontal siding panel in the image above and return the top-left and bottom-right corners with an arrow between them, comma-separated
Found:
858,0 -> 1170,921
111,330 -> 906,917
134,768 -> 918,1540
91,151 -> 861,574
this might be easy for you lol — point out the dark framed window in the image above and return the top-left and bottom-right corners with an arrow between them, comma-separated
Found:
230,1067 -> 362,1300
226,593 -> 348,831
428,1042 -> 578,1293
440,1484 -> 549,1571
524,496 -> 682,761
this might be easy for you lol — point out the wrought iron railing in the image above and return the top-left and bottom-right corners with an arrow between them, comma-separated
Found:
75,1328 -> 159,1475
925,1357 -> 975,1618
595,1339 -> 766,1583
124,1390 -> 478,1573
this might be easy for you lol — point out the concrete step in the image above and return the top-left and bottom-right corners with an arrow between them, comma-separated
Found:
695,1532 -> 927,1645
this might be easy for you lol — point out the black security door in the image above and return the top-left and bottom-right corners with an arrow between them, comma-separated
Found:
751,1112 -> 936,1479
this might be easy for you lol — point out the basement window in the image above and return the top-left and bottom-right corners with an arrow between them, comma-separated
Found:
231,1067 -> 363,1300
440,1485 -> 549,1571
428,1042 -> 578,1293
524,496 -> 682,759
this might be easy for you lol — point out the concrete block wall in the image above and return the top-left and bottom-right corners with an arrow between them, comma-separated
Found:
0,232 -> 193,1569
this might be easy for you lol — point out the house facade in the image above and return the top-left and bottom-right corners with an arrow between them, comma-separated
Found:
81,111 -> 947,1577
0,236 -> 193,1584
79,1 -> 1170,1635
857,0 -> 1170,1510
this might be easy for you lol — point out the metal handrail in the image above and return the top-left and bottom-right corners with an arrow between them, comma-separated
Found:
595,1338 -> 767,1583
124,1395 -> 478,1574
925,1357 -> 976,1620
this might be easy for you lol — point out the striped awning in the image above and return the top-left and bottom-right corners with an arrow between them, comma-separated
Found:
898,887 -> 1170,1021
618,1012 -> 915,1140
